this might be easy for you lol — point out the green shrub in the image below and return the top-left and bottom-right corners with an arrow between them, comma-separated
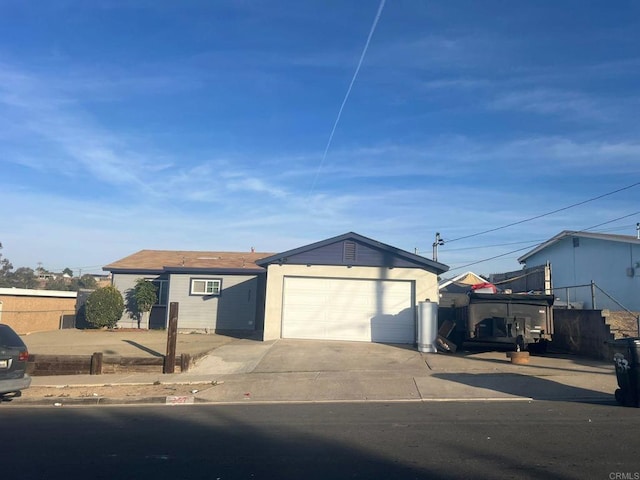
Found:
85,285 -> 125,329
134,278 -> 157,314
124,279 -> 158,328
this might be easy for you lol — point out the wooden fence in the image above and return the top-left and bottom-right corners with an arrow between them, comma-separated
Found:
27,352 -> 193,376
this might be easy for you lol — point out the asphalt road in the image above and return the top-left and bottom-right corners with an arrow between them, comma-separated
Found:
4,400 -> 639,480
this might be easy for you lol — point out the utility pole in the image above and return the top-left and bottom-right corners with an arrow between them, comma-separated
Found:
432,232 -> 444,262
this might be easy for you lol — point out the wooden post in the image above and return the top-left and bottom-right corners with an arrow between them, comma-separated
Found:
180,353 -> 191,373
90,352 -> 103,375
163,302 -> 179,374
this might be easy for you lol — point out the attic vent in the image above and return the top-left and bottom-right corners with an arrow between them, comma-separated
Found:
572,238 -> 580,248
343,241 -> 357,262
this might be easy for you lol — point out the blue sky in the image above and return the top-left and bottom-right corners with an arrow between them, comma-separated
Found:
1,0 -> 639,277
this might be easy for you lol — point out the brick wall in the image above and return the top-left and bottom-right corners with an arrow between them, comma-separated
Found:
603,310 -> 640,339
0,295 -> 76,334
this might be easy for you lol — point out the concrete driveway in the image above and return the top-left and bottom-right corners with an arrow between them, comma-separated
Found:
189,339 -> 429,375
254,339 -> 427,373
21,333 -> 619,404
188,338 -> 618,403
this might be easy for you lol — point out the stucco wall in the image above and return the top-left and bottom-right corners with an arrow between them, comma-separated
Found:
0,294 -> 76,334
262,264 -> 439,341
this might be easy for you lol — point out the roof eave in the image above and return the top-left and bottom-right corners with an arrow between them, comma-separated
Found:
519,230 -> 640,264
104,267 -> 166,275
256,231 -> 449,274
439,271 -> 487,289
163,267 -> 266,274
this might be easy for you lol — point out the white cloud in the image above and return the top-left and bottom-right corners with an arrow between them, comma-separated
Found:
489,88 -> 608,120
0,63 -> 162,189
226,177 -> 288,198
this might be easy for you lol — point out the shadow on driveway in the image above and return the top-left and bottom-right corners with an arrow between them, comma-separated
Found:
432,372 -> 616,405
453,352 -> 614,376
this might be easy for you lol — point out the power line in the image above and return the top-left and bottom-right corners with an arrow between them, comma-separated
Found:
587,223 -> 639,234
444,210 -> 640,273
308,0 -> 386,198
446,244 -> 539,273
425,219 -> 639,255
443,181 -> 640,244
581,211 -> 640,232
421,238 -> 548,254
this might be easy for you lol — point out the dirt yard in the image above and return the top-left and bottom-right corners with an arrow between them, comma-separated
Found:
12,380 -> 222,404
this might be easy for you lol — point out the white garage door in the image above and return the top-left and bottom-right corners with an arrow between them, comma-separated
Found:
282,277 -> 415,343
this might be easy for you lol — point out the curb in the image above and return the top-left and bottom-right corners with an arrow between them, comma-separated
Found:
30,380 -> 219,388
5,394 -> 618,407
4,396 -> 171,407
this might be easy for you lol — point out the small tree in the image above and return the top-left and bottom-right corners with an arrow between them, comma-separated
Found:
71,274 -> 98,291
85,286 -> 124,329
0,242 -> 13,287
45,277 -> 72,291
132,279 -> 157,329
8,267 -> 38,289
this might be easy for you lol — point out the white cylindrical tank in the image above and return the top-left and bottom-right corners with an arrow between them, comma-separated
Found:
417,301 -> 438,353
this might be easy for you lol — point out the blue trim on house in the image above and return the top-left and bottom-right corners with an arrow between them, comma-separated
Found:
164,267 -> 266,275
256,232 -> 449,274
105,268 -> 165,275
107,267 -> 265,275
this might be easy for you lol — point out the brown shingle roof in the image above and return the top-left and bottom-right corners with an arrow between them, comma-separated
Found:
104,250 -> 275,271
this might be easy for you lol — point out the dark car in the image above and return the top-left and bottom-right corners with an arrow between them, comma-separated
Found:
0,324 -> 31,397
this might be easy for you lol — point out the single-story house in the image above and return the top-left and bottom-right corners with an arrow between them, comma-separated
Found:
257,232 -> 449,343
518,230 -> 640,311
0,288 -> 77,334
438,271 -> 490,308
104,233 -> 449,343
103,249 -> 274,332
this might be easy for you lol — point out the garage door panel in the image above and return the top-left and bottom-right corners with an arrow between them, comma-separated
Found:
282,277 -> 414,343
285,320 -> 371,342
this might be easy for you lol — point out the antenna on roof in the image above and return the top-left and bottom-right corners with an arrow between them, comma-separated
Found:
636,222 -> 639,240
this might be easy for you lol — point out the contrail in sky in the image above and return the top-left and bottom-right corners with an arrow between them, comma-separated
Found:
308,0 -> 386,198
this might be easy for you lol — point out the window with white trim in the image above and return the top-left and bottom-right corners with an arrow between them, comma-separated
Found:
190,278 -> 221,295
